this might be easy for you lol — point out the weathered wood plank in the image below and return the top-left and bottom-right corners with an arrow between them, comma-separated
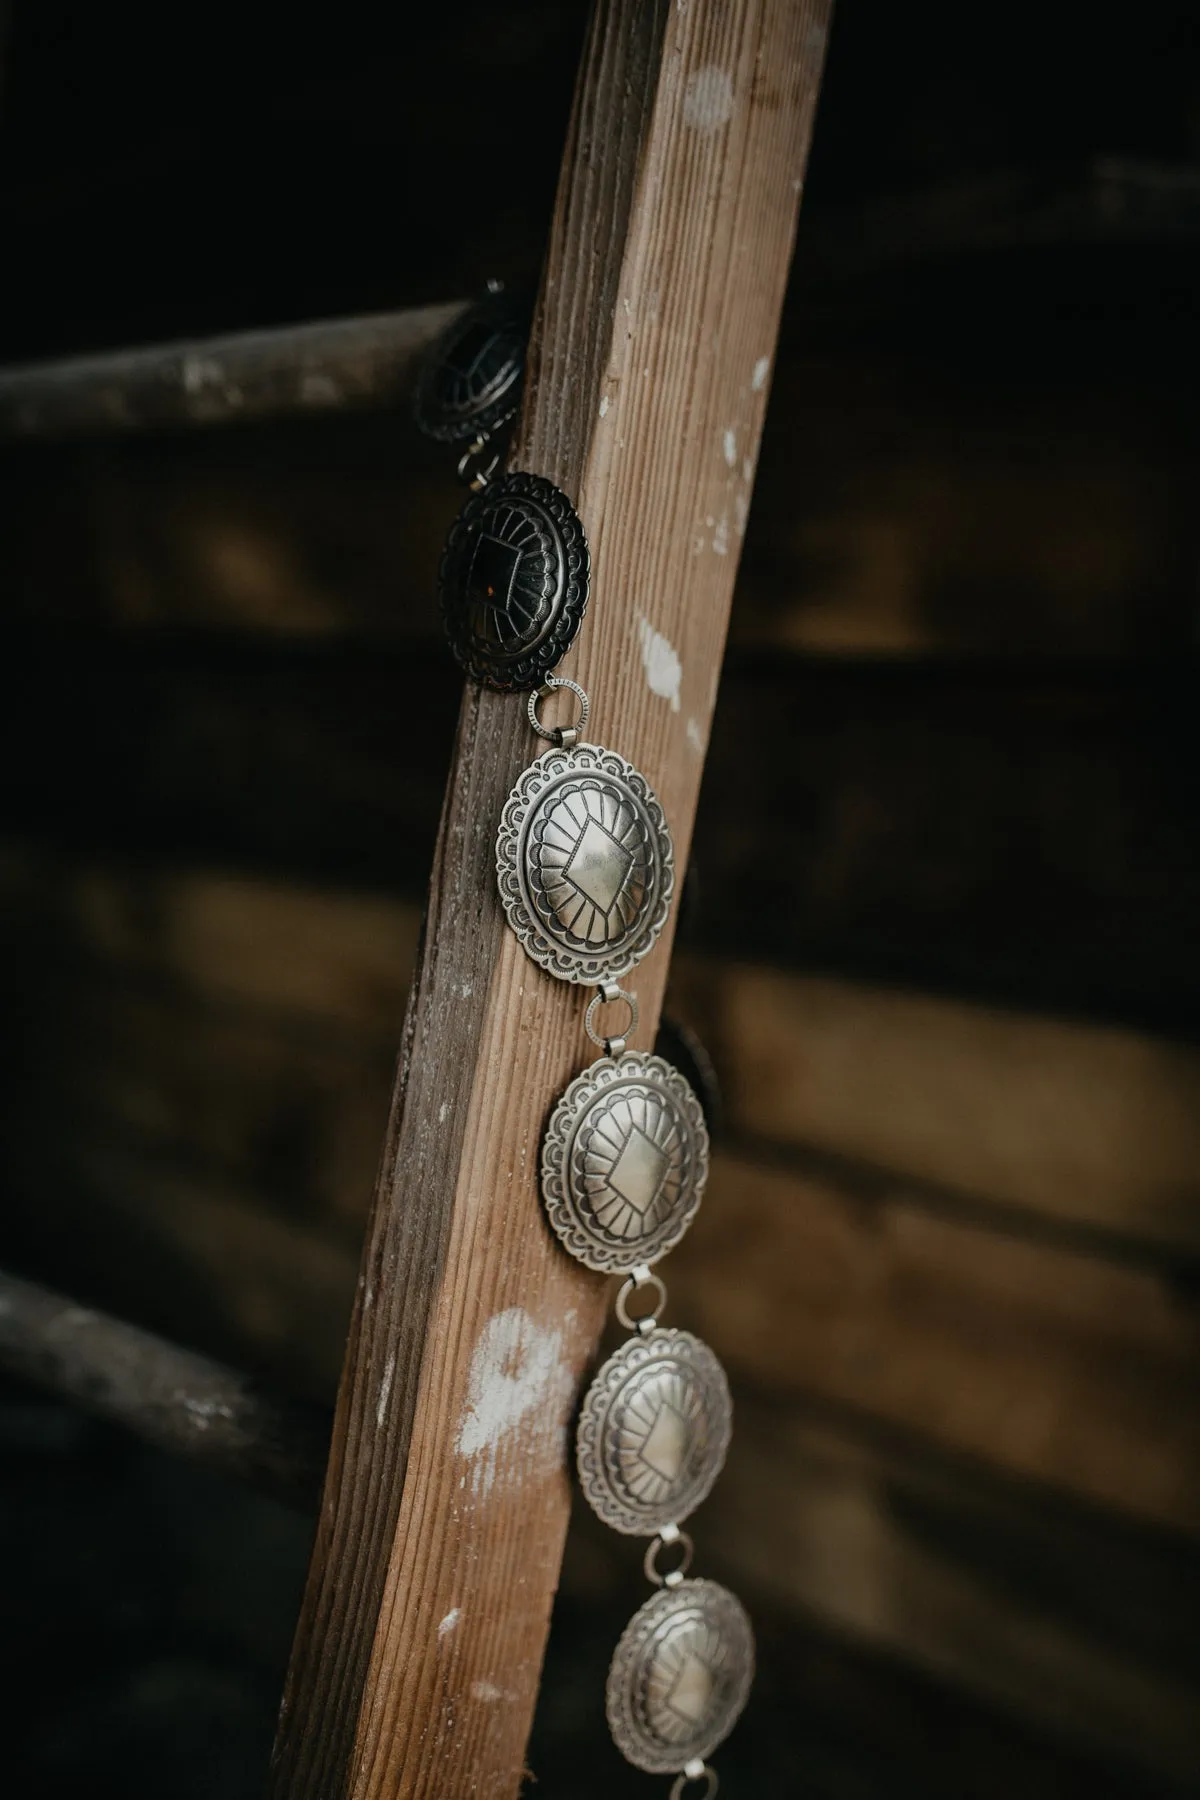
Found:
269,5 -> 832,1796
0,304 -> 466,437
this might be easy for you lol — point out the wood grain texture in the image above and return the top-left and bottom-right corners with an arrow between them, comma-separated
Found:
270,4 -> 832,1795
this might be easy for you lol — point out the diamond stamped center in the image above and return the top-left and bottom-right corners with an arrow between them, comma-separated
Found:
467,532 -> 522,613
665,1652 -> 714,1725
639,1400 -> 689,1481
564,814 -> 634,914
607,1124 -> 669,1215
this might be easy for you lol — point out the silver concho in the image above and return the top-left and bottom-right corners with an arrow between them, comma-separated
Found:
606,1579 -> 755,1774
440,472 -> 590,691
577,1329 -> 731,1535
412,292 -> 526,444
542,1052 -> 708,1272
496,742 -> 673,982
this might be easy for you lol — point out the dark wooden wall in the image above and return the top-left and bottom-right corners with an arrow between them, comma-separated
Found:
1,3 -> 1198,1796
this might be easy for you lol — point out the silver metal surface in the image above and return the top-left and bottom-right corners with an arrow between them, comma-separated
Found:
455,433 -> 502,491
577,1329 -> 732,1535
670,1766 -> 719,1800
606,1579 -> 755,1775
528,676 -> 590,745
497,744 -> 674,982
583,983 -> 639,1057
542,1052 -> 707,1271
413,291 -> 526,444
644,1524 -> 695,1589
616,1267 -> 668,1334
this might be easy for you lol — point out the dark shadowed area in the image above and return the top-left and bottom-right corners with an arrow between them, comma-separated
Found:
1,2 -> 1198,1795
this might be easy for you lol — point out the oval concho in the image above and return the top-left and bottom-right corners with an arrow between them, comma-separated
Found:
439,471 -> 590,691
606,1578 -> 754,1775
542,1052 -> 708,1273
496,742 -> 673,982
577,1329 -> 731,1536
412,292 -> 526,444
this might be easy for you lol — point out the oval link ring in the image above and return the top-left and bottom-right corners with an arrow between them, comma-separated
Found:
455,433 -> 501,491
644,1523 -> 695,1590
528,675 -> 590,746
615,1263 -> 667,1333
670,1764 -> 719,1800
584,982 -> 638,1056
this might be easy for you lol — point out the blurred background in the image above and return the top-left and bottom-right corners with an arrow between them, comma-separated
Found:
1,1 -> 1198,1794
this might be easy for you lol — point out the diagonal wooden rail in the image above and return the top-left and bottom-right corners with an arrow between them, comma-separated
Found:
0,1269 -> 329,1506
270,2 -> 832,1795
0,303 -> 466,437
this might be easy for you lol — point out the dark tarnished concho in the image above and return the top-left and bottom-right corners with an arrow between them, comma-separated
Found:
496,742 -> 673,982
542,1052 -> 708,1272
439,472 -> 590,691
412,293 -> 526,443
606,1579 -> 755,1774
577,1329 -> 732,1535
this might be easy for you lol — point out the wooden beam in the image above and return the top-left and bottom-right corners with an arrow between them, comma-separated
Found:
268,3 -> 832,1794
0,303 -> 466,438
0,1268 -> 329,1506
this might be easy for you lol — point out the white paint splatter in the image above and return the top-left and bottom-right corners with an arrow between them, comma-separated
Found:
455,1308 -> 572,1498
472,1681 -> 506,1703
638,617 -> 682,713
438,1101 -> 450,1124
683,65 -> 734,133
599,394 -> 610,418
734,493 -> 749,539
438,1607 -> 461,1640
460,980 -> 473,999
722,428 -> 737,467
752,356 -> 771,392
686,716 -> 706,754
712,515 -> 729,556
376,1352 -> 395,1428
742,456 -> 754,483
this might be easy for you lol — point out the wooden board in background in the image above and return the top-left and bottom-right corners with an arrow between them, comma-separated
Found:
701,1394 -> 1200,1781
5,852 -> 1198,1258
2,341 -> 1195,658
2,646 -> 1198,1025
3,852 -> 1199,1530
